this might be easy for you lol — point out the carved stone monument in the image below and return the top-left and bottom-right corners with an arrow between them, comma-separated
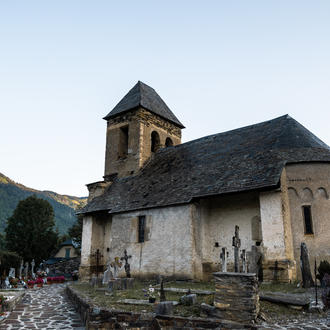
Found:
102,261 -> 113,285
220,247 -> 227,272
19,260 -> 24,279
31,259 -> 36,279
300,242 -> 314,288
24,261 -> 29,279
9,267 -> 15,278
120,249 -> 132,278
232,225 -> 241,272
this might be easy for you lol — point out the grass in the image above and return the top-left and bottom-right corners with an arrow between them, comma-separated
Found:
260,282 -> 306,294
71,280 -> 214,317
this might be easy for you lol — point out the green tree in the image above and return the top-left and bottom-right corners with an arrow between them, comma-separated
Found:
68,212 -> 83,255
5,195 -> 58,264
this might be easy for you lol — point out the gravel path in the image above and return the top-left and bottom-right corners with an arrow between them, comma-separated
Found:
0,283 -> 85,329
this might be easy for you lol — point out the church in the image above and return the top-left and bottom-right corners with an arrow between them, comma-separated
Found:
79,81 -> 330,282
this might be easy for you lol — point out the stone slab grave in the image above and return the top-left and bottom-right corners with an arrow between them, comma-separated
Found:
118,298 -> 179,306
260,291 -> 310,309
155,287 -> 214,295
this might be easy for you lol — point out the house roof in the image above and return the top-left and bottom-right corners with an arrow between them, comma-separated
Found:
103,81 -> 185,128
60,239 -> 74,247
81,115 -> 330,215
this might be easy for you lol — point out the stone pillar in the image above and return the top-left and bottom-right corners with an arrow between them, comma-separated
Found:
213,272 -> 259,324
259,189 -> 295,282
79,216 -> 93,281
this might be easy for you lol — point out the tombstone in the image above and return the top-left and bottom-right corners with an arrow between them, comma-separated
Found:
4,276 -> 11,289
179,294 -> 197,306
102,261 -> 113,285
300,242 -> 314,288
120,249 -> 132,278
248,245 -> 263,279
154,302 -> 173,316
9,268 -> 15,278
110,257 -> 122,279
241,249 -> 247,273
19,260 -> 24,279
24,261 -> 29,279
220,247 -> 227,272
321,273 -> 330,309
232,225 -> 241,272
31,259 -> 36,279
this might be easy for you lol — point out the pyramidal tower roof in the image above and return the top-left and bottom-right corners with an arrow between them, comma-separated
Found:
103,81 -> 185,128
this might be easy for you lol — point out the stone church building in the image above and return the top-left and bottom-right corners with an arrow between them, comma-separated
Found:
79,81 -> 330,282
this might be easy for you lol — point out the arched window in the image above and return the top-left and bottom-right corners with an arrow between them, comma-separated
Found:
151,131 -> 160,152
165,137 -> 173,147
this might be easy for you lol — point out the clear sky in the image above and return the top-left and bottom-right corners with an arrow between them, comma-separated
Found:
1,1 -> 329,197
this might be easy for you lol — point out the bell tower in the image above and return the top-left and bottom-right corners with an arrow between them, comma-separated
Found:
103,81 -> 185,179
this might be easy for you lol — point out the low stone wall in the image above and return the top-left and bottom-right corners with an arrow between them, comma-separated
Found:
66,285 -> 256,329
214,272 -> 259,324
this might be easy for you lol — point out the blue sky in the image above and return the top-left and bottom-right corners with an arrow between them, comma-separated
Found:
1,1 -> 329,196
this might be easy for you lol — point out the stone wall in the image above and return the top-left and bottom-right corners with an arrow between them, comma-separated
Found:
104,107 -> 182,178
66,285 -> 255,329
285,162 -> 330,280
196,192 -> 261,278
213,272 -> 259,324
49,257 -> 80,276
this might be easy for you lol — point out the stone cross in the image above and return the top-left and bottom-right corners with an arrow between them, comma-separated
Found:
24,261 -> 29,279
31,259 -> 35,279
232,225 -> 241,272
19,260 -> 24,279
160,277 -> 166,302
241,249 -> 247,273
220,247 -> 228,272
120,249 -> 132,278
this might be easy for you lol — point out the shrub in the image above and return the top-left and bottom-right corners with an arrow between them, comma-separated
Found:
0,250 -> 21,275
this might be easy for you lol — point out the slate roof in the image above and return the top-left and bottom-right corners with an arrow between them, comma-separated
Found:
103,81 -> 185,128
81,115 -> 330,215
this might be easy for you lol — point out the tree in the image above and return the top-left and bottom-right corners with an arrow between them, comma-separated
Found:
5,195 -> 58,264
68,212 -> 83,255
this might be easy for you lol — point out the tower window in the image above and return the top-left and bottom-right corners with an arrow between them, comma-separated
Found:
151,131 -> 160,152
118,125 -> 129,158
165,137 -> 173,147
138,215 -> 146,243
302,205 -> 313,234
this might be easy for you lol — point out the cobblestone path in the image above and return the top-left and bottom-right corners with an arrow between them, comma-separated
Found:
0,284 -> 85,329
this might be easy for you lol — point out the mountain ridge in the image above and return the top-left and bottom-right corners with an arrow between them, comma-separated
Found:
0,172 -> 87,235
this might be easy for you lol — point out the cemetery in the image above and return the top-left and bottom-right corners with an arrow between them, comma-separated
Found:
64,226 -> 330,329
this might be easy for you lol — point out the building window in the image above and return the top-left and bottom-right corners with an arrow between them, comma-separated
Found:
303,205 -> 313,234
165,137 -> 173,147
138,215 -> 146,243
151,131 -> 160,152
118,125 -> 129,158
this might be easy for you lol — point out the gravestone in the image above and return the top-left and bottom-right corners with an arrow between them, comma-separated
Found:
248,245 -> 262,278
9,268 -> 15,278
232,226 -> 241,272
241,249 -> 247,273
110,257 -> 122,278
220,247 -> 227,272
179,294 -> 197,306
102,261 -> 113,285
154,302 -> 173,315
120,249 -> 132,278
321,273 -> 330,309
24,261 -> 29,279
19,260 -> 24,279
300,243 -> 314,288
31,259 -> 35,279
